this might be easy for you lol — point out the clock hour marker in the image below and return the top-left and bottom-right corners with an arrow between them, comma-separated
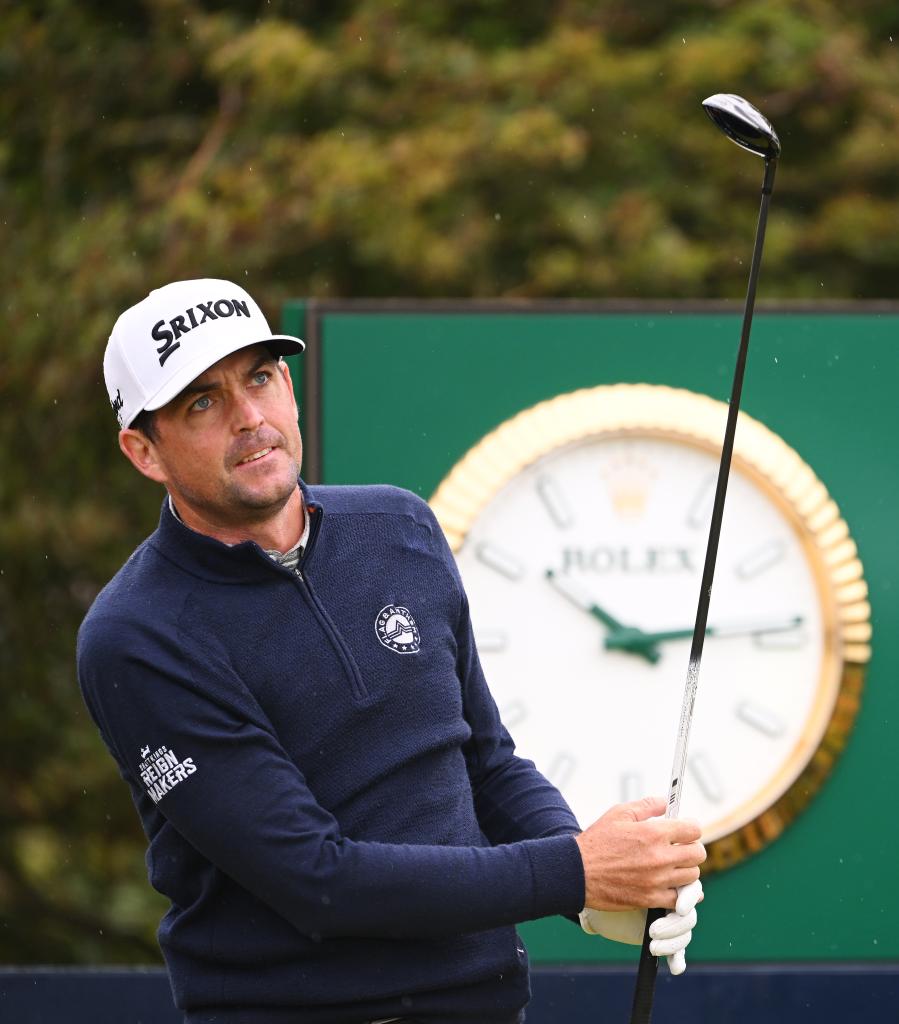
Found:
686,474 -> 716,530
547,753 -> 576,790
736,700 -> 785,738
475,542 -> 524,581
500,699 -> 528,729
621,772 -> 643,803
688,753 -> 724,804
734,539 -> 786,580
475,629 -> 508,653
536,475 -> 573,529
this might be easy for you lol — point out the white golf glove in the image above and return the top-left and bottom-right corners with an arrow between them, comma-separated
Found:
578,879 -> 703,976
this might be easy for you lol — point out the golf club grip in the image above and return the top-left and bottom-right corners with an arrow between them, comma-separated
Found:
628,907 -> 666,1024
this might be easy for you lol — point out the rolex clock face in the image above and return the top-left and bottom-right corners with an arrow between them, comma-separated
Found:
430,384 -> 870,871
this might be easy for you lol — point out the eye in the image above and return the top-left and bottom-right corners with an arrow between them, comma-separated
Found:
251,370 -> 272,386
190,395 -> 213,412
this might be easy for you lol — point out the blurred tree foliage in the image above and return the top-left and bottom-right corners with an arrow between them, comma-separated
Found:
3,0 -> 899,963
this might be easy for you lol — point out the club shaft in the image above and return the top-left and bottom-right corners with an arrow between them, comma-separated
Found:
668,155 -> 777,820
628,156 -> 777,1024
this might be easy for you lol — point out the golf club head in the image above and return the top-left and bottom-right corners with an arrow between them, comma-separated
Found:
703,94 -> 781,159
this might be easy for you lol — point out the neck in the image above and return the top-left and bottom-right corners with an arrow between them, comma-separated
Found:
170,486 -> 306,553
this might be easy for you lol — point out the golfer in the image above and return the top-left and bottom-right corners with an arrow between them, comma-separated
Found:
78,279 -> 705,1024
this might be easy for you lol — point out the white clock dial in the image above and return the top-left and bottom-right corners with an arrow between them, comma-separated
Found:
431,385 -> 870,871
456,434 -> 824,840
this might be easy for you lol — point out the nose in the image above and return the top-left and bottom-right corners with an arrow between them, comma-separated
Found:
230,390 -> 265,433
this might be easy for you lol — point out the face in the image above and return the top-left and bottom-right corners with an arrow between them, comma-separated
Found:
120,344 -> 303,529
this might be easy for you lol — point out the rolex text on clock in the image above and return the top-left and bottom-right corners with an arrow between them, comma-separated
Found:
430,384 -> 870,872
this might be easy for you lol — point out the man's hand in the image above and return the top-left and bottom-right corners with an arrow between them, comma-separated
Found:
574,796 -> 705,911
579,879 -> 703,975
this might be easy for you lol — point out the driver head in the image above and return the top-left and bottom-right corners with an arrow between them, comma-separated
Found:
702,94 -> 781,159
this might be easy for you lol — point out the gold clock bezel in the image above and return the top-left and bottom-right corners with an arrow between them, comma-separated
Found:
429,383 -> 870,873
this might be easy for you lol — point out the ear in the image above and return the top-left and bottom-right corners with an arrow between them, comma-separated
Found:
119,428 -> 168,485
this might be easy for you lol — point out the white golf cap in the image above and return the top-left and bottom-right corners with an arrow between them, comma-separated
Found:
104,278 -> 304,428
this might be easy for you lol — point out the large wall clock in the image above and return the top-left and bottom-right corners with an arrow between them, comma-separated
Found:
430,384 -> 871,872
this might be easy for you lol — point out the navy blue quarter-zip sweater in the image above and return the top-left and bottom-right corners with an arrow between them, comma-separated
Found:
77,482 -> 585,1023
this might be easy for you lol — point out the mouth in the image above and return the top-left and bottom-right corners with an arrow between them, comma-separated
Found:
236,446 -> 275,467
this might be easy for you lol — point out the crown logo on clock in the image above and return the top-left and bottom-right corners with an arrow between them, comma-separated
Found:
601,453 -> 657,520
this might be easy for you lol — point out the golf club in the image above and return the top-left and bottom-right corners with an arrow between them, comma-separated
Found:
627,93 -> 780,1024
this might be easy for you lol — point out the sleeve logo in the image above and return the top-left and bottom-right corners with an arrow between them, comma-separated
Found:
138,744 -> 198,804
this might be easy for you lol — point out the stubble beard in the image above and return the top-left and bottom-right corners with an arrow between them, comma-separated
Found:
224,455 -> 300,517
169,433 -> 303,527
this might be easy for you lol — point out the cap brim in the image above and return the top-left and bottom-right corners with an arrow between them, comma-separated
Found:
261,335 -> 306,357
138,334 -> 305,418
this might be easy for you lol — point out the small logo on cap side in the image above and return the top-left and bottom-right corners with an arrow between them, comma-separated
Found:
151,297 -> 252,367
110,388 -> 125,425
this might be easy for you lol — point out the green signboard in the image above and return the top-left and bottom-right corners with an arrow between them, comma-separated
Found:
281,300 -> 898,965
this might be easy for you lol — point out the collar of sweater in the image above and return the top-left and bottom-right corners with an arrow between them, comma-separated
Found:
151,478 -> 319,583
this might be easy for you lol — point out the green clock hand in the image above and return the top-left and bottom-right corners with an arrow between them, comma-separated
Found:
604,615 -> 804,652
544,569 -> 661,664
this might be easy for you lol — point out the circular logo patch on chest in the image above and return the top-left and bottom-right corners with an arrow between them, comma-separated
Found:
375,605 -> 421,654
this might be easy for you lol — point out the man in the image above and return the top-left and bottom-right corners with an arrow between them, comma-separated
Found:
78,279 -> 705,1024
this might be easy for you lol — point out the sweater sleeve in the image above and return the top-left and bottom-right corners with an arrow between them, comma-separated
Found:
77,610 -> 585,941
